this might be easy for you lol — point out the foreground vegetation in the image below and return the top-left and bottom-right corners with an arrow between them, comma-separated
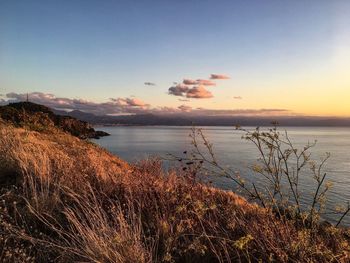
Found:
1,116 -> 350,262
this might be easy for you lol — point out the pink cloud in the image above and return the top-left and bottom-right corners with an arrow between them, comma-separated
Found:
210,74 -> 230,79
110,97 -> 147,107
183,79 -> 198,85
186,86 -> 213,99
168,84 -> 190,96
126,98 -> 147,107
5,92 -> 150,115
3,92 -> 290,116
196,79 -> 216,86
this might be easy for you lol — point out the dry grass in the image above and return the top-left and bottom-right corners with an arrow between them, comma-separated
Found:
0,121 -> 350,262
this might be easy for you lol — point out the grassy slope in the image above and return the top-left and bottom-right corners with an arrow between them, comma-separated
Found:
0,120 -> 349,262
0,102 -> 109,139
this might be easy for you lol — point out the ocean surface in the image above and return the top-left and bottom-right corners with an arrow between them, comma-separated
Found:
92,126 -> 350,226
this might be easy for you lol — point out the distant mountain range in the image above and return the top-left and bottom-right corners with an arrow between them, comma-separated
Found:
52,109 -> 350,127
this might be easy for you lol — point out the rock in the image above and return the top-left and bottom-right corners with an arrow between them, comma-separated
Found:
93,130 -> 110,139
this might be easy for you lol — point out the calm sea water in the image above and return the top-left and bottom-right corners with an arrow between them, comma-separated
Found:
92,126 -> 350,226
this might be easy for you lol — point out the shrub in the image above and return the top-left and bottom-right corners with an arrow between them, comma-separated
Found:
169,126 -> 350,230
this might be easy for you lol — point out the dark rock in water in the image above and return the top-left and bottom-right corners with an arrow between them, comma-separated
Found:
0,102 -> 110,139
93,130 -> 110,139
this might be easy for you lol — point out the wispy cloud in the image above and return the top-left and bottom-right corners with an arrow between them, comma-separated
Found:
2,92 -> 289,116
183,78 -> 216,86
110,97 -> 148,107
183,79 -> 198,85
4,92 -> 150,115
196,79 -> 216,86
190,108 -> 289,116
233,96 -> 242,99
178,104 -> 192,112
210,74 -> 230,79
144,82 -> 156,86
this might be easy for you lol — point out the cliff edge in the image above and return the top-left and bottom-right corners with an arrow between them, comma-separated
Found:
0,101 -> 109,139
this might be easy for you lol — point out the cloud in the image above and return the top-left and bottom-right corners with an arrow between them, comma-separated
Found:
183,79 -> 216,86
186,86 -> 213,99
196,79 -> 216,86
168,84 -> 190,96
168,85 -> 213,99
110,97 -> 147,107
127,98 -> 147,107
169,73 -> 230,101
233,96 -> 242,99
178,98 -> 190,102
183,79 -> 198,85
3,92 -> 289,117
144,82 -> 156,86
210,74 -> 230,79
189,108 -> 289,116
4,92 -> 150,115
178,104 -> 192,112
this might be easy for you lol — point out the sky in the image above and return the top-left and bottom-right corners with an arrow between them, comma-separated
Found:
0,0 -> 349,116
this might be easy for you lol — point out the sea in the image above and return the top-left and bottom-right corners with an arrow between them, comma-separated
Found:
92,126 -> 350,226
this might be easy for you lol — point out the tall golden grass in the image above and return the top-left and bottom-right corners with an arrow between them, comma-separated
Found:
0,121 -> 349,262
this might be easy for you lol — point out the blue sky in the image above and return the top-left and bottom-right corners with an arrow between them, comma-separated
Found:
1,0 -> 349,116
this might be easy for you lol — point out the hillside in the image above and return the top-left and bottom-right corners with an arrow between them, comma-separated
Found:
0,117 -> 349,262
0,101 -> 109,139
